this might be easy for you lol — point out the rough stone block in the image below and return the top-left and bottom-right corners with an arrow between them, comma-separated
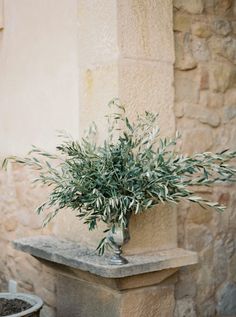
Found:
213,239 -> 228,287
186,224 -> 213,252
199,67 -> 209,90
175,70 -> 199,104
53,210 -> 108,250
40,305 -> 55,317
224,105 -> 236,121
224,88 -> 236,106
57,274 -> 120,317
175,33 -> 197,70
214,0 -> 234,14
120,284 -> 175,317
208,92 -> 224,108
182,103 -> 220,127
209,35 -> 236,64
174,297 -> 197,317
199,91 -> 209,107
118,0 -> 174,62
79,63 -> 119,139
174,14 -> 192,32
175,268 -> 197,299
196,265 -> 215,304
197,298 -> 216,317
187,205 -> 213,225
192,22 -> 212,38
181,127 -> 213,153
57,273 -> 175,317
213,19 -> 232,36
232,21 -> 236,34
209,62 -> 233,93
217,282 -> 236,316
78,0 -> 119,66
192,37 -> 210,62
124,205 -> 177,255
119,59 -> 175,138
4,216 -> 18,232
229,253 -> 236,282
174,0 -> 204,14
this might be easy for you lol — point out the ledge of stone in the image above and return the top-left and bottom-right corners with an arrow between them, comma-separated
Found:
13,235 -> 198,278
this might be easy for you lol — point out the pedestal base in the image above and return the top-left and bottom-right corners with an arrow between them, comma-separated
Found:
57,273 -> 175,317
13,236 -> 198,317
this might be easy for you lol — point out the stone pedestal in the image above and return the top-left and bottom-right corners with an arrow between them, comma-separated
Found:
13,236 -> 198,317
57,273 -> 176,317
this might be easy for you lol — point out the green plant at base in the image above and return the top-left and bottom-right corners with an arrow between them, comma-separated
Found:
2,100 -> 236,255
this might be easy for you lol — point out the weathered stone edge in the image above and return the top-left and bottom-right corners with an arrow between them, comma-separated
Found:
13,235 -> 198,278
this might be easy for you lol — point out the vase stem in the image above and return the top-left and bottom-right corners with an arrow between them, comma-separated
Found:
107,225 -> 129,265
109,245 -> 128,265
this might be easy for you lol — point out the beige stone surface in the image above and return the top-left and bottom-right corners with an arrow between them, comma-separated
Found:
119,59 -> 175,138
208,92 -> 224,108
192,22 -> 212,38
224,88 -> 236,106
41,259 -> 178,291
186,204 -> 213,225
181,103 -> 220,127
0,0 -> 3,29
174,0 -> 204,14
56,270 -> 176,317
175,33 -> 197,71
124,204 -> 177,255
192,37 -> 210,62
174,297 -> 197,317
115,268 -> 178,290
0,0 -> 79,155
54,203 -> 178,255
57,274 -> 120,317
209,62 -> 234,93
174,13 -> 192,32
175,69 -> 200,103
181,127 -> 213,153
79,63 -> 119,139
120,285 -> 175,317
78,0 -> 119,66
53,211 -> 107,249
118,0 -> 174,63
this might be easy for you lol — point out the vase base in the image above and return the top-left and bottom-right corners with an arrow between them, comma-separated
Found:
109,254 -> 128,265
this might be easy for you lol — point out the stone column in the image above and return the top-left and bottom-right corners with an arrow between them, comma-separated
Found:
54,0 -> 177,256
118,0 -> 175,138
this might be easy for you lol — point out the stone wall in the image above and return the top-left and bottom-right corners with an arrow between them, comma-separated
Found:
173,1 -> 236,316
0,165 -> 56,317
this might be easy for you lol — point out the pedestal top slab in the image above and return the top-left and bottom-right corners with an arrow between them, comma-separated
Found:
13,235 -> 198,278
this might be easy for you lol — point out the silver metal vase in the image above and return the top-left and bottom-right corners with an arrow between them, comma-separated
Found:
107,225 -> 130,265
